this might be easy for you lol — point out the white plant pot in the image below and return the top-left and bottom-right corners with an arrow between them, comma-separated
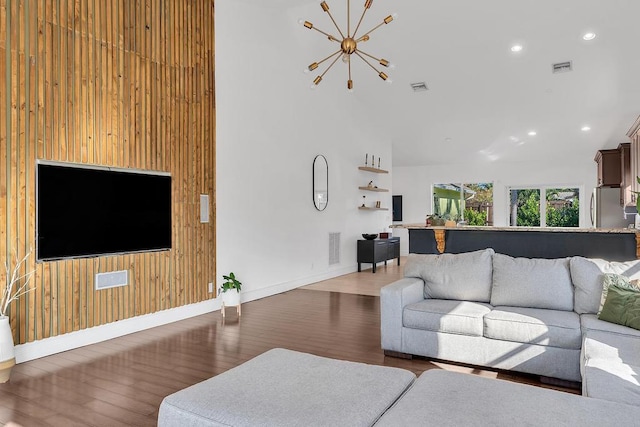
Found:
221,290 -> 241,306
0,316 -> 15,383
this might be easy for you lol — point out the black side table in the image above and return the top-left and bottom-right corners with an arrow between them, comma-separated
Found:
357,237 -> 400,273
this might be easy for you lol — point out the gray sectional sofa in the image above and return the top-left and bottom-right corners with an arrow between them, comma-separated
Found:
381,249 -> 640,405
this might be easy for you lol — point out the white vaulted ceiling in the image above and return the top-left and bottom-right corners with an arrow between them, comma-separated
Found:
236,0 -> 640,167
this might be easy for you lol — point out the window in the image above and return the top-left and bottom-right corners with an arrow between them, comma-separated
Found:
433,183 -> 493,225
509,187 -> 580,227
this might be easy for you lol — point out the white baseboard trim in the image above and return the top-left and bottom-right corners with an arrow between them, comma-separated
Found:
240,264 -> 357,303
14,298 -> 222,363
14,264 -> 358,363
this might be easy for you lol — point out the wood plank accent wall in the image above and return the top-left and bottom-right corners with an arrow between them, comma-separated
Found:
0,0 -> 216,345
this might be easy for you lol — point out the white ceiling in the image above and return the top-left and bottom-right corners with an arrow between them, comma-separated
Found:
250,0 -> 640,167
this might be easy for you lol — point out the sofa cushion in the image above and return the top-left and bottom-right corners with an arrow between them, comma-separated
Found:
403,300 -> 491,336
580,313 -> 640,339
404,249 -> 494,303
158,348 -> 416,427
582,331 -> 640,406
583,330 -> 640,366
583,359 -> 640,407
490,254 -> 573,311
376,370 -> 640,427
484,307 -> 581,350
570,256 -> 640,314
599,285 -> 640,331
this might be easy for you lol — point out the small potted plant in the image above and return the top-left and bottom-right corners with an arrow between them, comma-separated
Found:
444,214 -> 458,228
219,272 -> 242,307
428,214 -> 445,227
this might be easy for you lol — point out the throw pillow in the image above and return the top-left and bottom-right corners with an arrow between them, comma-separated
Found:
598,285 -> 640,331
598,273 -> 640,315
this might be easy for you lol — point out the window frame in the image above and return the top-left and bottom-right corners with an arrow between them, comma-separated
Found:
506,185 -> 583,228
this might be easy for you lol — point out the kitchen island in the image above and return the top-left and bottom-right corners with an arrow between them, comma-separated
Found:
392,225 -> 640,261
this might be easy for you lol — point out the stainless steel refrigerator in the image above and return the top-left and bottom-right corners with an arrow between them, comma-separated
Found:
590,187 -> 628,228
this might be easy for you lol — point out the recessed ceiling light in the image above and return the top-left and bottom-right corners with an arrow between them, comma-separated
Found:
582,32 -> 596,41
581,126 -> 591,132
528,131 -> 537,136
511,44 -> 523,52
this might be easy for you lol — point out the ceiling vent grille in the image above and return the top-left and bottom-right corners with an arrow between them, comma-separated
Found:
410,82 -> 429,92
552,61 -> 573,73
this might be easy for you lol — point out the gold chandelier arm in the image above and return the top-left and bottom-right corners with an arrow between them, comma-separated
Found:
316,49 -> 343,68
311,26 -> 341,42
357,49 -> 390,67
352,0 -> 373,38
357,14 -> 395,41
320,1 -> 346,40
355,51 -> 390,81
319,51 -> 343,79
354,51 -> 382,74
347,0 -> 350,36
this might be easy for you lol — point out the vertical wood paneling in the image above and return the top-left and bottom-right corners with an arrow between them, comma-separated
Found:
0,0 -> 216,344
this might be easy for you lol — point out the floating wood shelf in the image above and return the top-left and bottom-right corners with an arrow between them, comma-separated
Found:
359,186 -> 389,192
358,206 -> 389,211
358,166 -> 389,174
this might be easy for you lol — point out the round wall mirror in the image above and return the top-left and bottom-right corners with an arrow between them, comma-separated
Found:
313,155 -> 328,211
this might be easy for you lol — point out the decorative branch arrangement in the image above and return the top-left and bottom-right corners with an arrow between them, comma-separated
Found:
1,248 -> 36,317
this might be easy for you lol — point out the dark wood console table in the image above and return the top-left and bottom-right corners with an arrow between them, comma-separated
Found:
357,237 -> 400,273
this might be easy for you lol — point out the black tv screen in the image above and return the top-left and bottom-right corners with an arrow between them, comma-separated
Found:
392,195 -> 403,222
37,162 -> 172,261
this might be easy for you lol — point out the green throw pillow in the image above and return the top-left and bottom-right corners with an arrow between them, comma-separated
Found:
598,285 -> 640,331
598,273 -> 640,315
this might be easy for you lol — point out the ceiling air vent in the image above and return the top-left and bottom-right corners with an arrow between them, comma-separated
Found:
410,82 -> 429,92
552,61 -> 573,74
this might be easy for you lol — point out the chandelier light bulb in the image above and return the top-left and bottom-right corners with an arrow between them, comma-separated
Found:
342,53 -> 351,63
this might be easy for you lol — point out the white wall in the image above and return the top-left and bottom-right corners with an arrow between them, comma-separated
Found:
215,1 -> 392,300
392,155 -> 597,230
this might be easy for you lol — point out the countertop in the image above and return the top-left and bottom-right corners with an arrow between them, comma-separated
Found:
390,224 -> 638,234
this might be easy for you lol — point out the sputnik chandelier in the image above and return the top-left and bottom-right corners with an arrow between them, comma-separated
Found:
300,0 -> 397,91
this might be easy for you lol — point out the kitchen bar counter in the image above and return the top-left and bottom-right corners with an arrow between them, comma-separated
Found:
391,225 -> 640,260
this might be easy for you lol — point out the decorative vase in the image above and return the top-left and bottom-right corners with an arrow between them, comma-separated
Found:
222,290 -> 241,307
0,316 -> 15,383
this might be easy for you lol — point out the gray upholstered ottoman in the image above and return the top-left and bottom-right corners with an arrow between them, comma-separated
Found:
376,370 -> 640,426
158,348 -> 416,426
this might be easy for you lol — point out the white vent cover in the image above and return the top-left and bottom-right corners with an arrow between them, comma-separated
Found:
410,82 -> 429,92
95,270 -> 128,290
552,61 -> 572,73
329,232 -> 340,265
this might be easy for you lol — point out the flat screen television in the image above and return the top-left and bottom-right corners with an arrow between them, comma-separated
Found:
37,162 -> 172,261
392,195 -> 403,222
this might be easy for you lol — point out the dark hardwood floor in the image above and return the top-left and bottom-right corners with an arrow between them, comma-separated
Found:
0,283 -> 579,426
